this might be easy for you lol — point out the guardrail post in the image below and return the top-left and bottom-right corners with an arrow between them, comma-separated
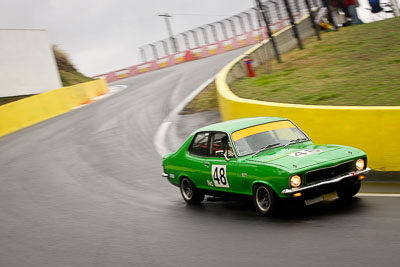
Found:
182,33 -> 191,49
208,24 -> 219,42
235,15 -> 246,33
270,1 -> 282,20
304,0 -> 321,40
190,30 -> 200,47
244,12 -> 255,30
199,27 -> 209,44
227,18 -> 237,36
217,21 -> 228,39
161,40 -> 169,56
140,48 -> 147,62
150,44 -> 158,60
283,0 -> 304,49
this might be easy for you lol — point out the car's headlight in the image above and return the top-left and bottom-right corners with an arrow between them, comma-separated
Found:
356,158 -> 365,171
290,175 -> 302,188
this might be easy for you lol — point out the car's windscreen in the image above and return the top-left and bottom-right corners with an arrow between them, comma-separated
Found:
231,121 -> 308,156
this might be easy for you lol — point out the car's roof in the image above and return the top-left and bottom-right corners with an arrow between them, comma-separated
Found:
196,116 -> 288,134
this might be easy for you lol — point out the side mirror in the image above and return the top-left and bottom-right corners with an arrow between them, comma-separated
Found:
216,150 -> 230,161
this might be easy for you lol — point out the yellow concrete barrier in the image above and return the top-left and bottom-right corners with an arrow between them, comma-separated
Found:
0,79 -> 108,137
216,27 -> 400,171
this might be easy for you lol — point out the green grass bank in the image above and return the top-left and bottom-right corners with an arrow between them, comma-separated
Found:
184,17 -> 400,113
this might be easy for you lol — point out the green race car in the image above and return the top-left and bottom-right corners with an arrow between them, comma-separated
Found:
162,117 -> 370,215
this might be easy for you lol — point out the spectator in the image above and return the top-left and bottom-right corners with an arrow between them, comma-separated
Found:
343,0 -> 363,24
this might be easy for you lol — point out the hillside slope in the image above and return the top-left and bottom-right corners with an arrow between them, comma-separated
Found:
0,46 -> 93,106
53,45 -> 93,86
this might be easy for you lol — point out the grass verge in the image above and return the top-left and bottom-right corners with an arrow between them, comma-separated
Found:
184,17 -> 400,113
53,45 -> 93,86
180,82 -> 219,114
0,95 -> 34,106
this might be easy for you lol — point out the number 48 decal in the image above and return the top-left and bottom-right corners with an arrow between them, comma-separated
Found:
211,165 -> 229,188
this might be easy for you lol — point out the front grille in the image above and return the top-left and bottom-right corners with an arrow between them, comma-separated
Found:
305,161 -> 355,185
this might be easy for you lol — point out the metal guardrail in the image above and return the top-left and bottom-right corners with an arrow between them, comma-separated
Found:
92,0 -> 323,82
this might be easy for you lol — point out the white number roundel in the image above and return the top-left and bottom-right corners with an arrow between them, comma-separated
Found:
211,165 -> 229,188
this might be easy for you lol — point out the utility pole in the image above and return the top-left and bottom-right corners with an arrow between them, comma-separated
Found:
255,0 -> 281,63
157,13 -> 179,53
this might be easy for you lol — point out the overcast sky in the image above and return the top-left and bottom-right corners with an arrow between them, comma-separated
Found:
0,0 -> 253,76
0,0 -> 396,77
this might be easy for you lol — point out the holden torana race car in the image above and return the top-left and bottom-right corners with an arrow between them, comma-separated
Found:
162,117 -> 370,215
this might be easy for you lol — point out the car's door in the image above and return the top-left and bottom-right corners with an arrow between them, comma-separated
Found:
205,132 -> 241,193
186,132 -> 241,193
185,132 -> 213,188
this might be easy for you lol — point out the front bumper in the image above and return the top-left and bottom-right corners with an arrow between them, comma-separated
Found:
281,167 -> 370,195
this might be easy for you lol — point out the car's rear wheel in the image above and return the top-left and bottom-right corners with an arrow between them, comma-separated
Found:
180,177 -> 204,205
337,182 -> 361,200
253,184 -> 277,215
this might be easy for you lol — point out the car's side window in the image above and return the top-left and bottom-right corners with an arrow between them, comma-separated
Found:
210,133 -> 235,158
188,132 -> 210,157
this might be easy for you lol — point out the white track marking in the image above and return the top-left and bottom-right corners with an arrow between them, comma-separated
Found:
358,193 -> 400,197
94,84 -> 128,100
154,121 -> 172,156
153,74 -> 217,157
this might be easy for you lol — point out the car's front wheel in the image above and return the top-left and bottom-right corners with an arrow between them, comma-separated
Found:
180,177 -> 204,205
337,182 -> 361,200
253,184 -> 277,215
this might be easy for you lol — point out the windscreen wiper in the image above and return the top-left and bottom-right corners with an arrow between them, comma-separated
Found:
251,143 -> 281,158
283,138 -> 308,148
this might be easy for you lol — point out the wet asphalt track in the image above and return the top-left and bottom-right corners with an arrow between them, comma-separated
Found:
1,48 -> 400,267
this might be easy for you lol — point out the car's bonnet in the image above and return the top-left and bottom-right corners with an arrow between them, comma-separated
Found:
246,143 -> 361,170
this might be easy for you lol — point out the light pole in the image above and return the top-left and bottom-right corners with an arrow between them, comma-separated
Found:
157,13 -> 179,53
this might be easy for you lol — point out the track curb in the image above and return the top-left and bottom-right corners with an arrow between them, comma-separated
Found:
154,74 -> 217,157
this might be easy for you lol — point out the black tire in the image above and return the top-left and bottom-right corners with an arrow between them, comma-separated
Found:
337,182 -> 361,200
252,184 -> 277,215
180,177 -> 204,205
